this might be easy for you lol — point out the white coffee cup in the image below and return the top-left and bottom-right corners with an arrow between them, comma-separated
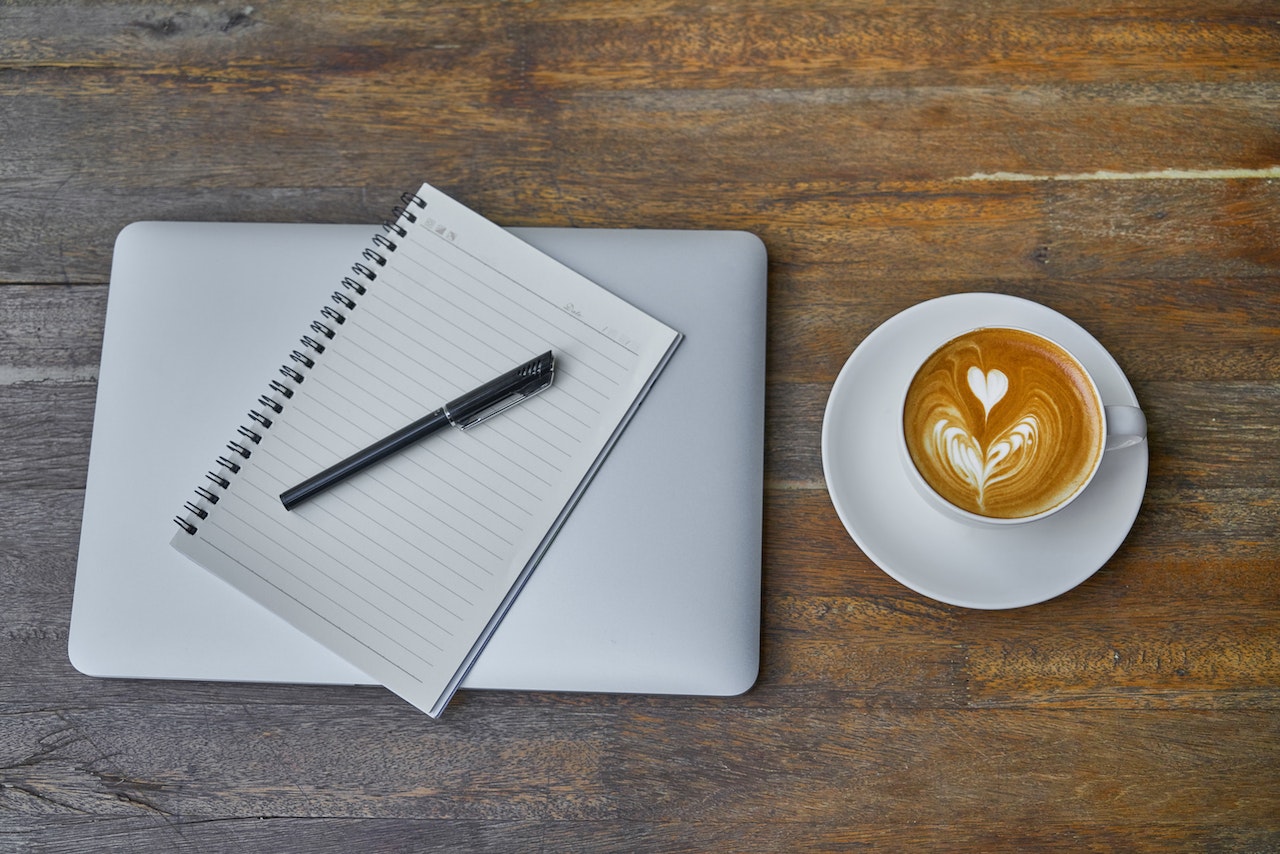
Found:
900,326 -> 1146,527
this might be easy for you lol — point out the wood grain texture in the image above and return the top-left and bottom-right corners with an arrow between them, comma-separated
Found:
2,1 -> 1277,850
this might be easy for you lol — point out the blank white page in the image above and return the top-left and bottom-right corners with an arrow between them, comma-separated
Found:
172,183 -> 680,717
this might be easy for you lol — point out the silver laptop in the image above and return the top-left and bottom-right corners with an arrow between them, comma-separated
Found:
69,222 -> 766,697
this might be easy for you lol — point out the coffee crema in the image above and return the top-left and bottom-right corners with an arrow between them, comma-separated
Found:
903,327 -> 1104,519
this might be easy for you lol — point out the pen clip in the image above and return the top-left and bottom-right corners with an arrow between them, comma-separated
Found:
444,351 -> 555,430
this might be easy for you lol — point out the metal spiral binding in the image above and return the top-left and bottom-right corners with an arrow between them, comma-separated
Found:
173,194 -> 420,534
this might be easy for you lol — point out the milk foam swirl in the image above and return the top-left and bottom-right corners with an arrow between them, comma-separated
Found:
903,328 -> 1104,519
931,410 -> 1039,507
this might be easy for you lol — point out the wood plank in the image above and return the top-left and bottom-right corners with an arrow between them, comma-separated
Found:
4,703 -> 1276,834
610,707 -> 1280,828
0,703 -> 612,820
9,79 -> 1273,187
764,492 -> 1278,710
517,1 -> 1280,89
8,1 -> 1277,88
964,613 -> 1280,709
0,387 -> 95,490
5,176 -> 1279,291
766,487 -> 1280,586
7,816 -> 1278,854
758,594 -> 966,708
0,285 -> 105,371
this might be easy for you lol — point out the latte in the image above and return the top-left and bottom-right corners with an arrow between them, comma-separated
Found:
902,327 -> 1104,519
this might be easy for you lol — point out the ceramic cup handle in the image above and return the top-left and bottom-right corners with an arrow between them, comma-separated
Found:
1105,405 -> 1147,451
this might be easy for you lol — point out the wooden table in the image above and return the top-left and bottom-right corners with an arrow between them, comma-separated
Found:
4,2 -> 1277,850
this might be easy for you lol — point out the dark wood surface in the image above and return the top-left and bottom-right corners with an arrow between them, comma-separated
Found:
3,2 -> 1278,850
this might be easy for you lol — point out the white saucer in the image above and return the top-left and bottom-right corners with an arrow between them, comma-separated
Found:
821,293 -> 1148,609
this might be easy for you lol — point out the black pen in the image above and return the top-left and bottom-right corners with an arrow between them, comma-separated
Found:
280,351 -> 555,511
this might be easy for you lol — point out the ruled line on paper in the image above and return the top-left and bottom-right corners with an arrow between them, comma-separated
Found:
202,535 -> 433,684
355,466 -> 521,548
509,399 -> 586,440
258,401 -> 552,542
399,234 -> 637,376
471,425 -> 569,472
543,365 -> 610,411
341,456 -> 522,555
347,301 -> 485,391
243,463 -> 503,590
414,225 -> 647,366
388,252 -> 546,368
337,292 -> 612,433
257,432 -> 549,564
485,408 -> 578,460
317,348 -> 443,420
282,387 -> 590,491
208,508 -> 453,655
387,250 -> 553,365
334,320 -> 608,431
200,540 -> 434,683
276,370 -> 572,508
237,472 -> 486,601
318,470 -> 513,564
386,444 -> 539,518
462,432 -> 556,487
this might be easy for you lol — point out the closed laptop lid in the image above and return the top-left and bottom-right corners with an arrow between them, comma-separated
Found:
70,222 -> 766,698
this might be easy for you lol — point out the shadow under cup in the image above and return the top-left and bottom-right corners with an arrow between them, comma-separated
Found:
900,327 -> 1146,527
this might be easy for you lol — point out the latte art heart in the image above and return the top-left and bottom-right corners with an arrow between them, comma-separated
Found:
932,413 -> 1039,507
938,366 -> 1035,506
903,328 -> 1105,519
967,367 -> 1008,417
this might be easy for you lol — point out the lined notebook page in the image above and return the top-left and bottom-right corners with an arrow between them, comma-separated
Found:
172,183 -> 680,717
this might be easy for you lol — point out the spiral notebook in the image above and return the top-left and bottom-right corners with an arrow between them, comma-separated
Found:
168,183 -> 681,717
